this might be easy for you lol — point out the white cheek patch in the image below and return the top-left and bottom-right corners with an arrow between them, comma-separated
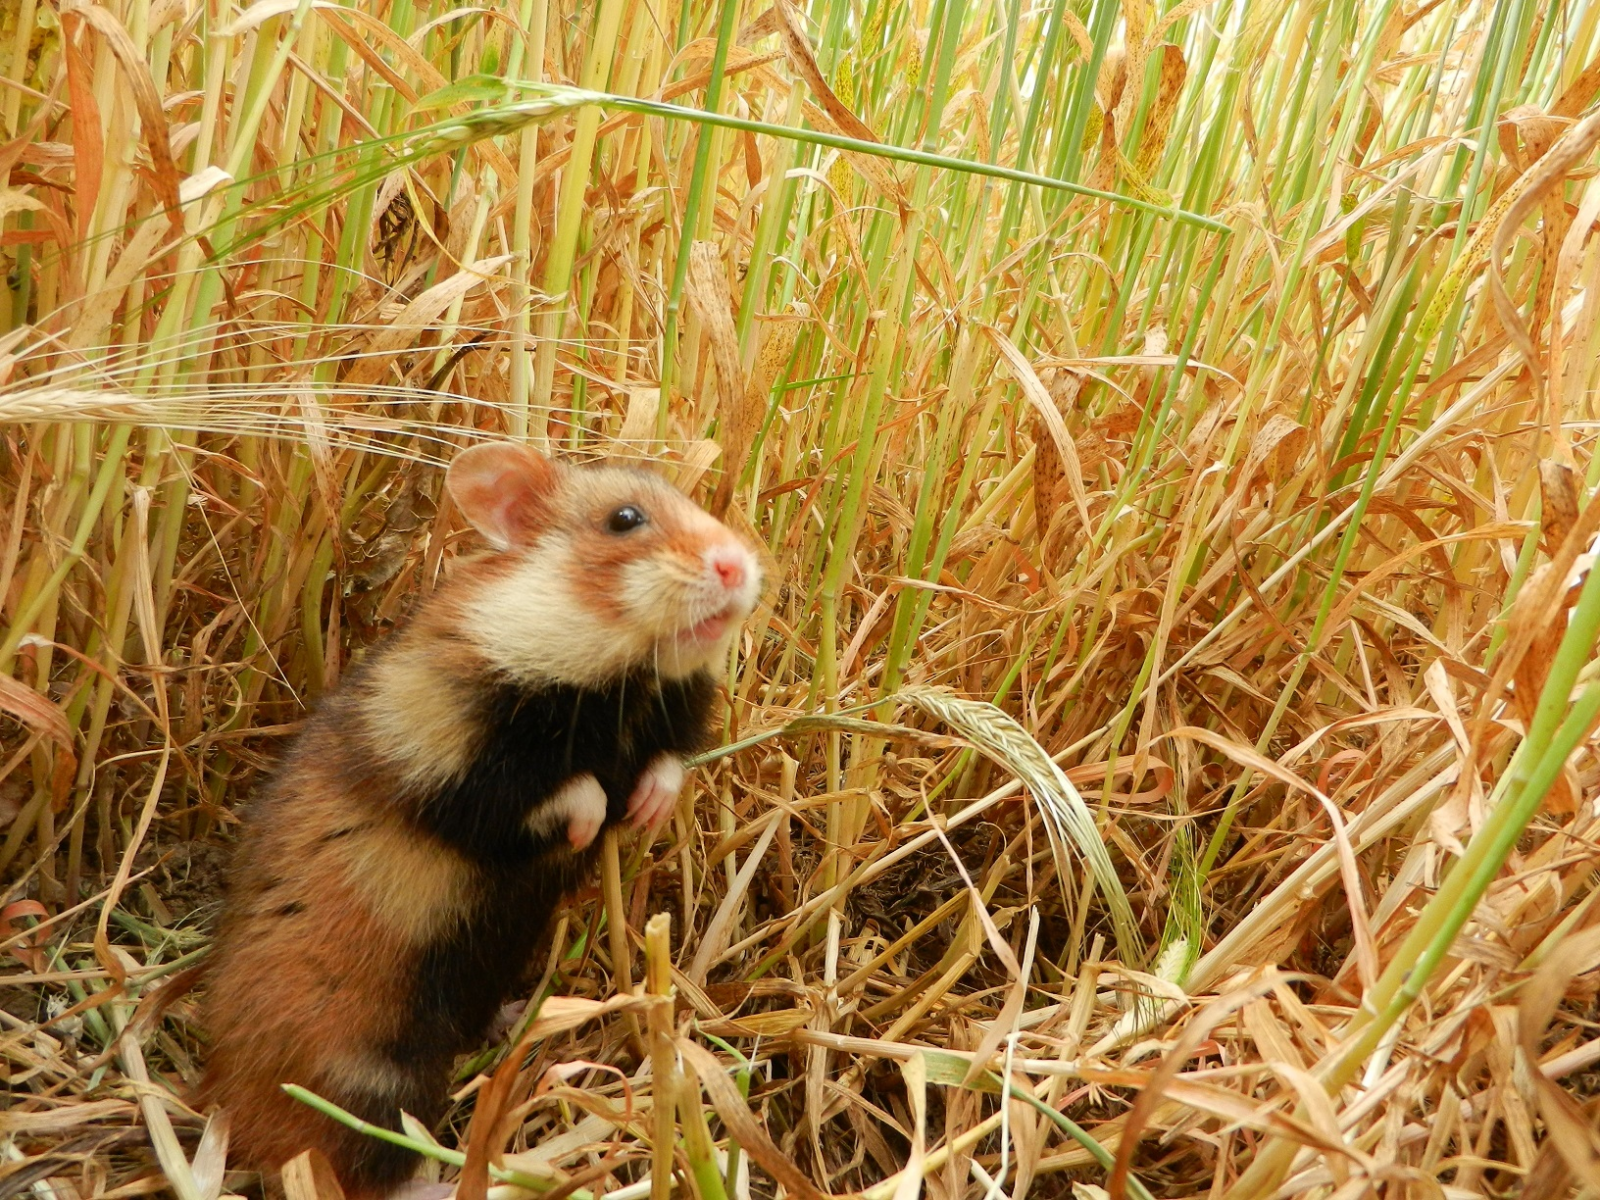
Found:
617,557 -> 680,631
465,541 -> 647,686
616,537 -> 761,679
617,556 -> 728,679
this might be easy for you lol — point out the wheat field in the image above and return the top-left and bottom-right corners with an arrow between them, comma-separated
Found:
3,0 -> 1600,1195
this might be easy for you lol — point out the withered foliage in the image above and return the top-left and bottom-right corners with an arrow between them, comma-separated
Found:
5,0 -> 1600,1198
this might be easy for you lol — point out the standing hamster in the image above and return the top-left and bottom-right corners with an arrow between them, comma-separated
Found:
197,442 -> 762,1198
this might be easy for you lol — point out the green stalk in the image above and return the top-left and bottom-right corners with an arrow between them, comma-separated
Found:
506,0 -> 548,440
530,0 -> 626,446
658,0 -> 742,412
0,426 -> 132,668
282,1085 -> 594,1197
200,84 -> 1232,265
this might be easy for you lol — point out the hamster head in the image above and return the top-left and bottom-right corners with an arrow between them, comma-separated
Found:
445,442 -> 762,687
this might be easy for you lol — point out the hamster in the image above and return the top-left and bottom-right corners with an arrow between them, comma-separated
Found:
196,442 -> 762,1199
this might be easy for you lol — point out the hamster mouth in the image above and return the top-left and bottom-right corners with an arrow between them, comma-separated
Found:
675,605 -> 736,647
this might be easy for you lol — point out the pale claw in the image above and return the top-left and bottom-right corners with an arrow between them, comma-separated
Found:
627,754 -> 685,833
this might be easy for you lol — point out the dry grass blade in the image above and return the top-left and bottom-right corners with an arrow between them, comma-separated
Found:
6,0 -> 1600,1196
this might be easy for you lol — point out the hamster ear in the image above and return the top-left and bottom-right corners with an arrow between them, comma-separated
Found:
446,443 -> 560,550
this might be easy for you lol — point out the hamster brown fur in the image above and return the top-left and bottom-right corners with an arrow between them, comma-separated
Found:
197,443 -> 761,1198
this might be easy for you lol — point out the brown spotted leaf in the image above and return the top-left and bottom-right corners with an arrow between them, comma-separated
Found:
983,325 -> 1092,536
684,242 -> 746,516
775,0 -> 906,209
1539,459 -> 1581,555
1132,44 -> 1187,181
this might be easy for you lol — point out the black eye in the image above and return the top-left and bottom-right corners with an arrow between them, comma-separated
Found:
606,505 -> 646,533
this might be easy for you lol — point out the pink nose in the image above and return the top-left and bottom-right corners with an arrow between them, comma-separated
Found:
708,547 -> 747,592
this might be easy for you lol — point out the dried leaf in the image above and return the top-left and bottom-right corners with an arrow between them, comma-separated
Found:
343,254 -> 515,388
73,4 -> 183,233
1489,108 -> 1600,404
684,242 -> 748,517
0,672 -> 75,809
61,14 -> 104,244
678,1038 -> 829,1200
1131,44 -> 1187,181
1538,458 -> 1581,554
984,325 -> 1093,536
1519,925 -> 1600,1189
281,1148 -> 347,1200
774,0 -> 906,208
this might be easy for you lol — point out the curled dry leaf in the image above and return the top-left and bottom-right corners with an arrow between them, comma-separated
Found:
1518,924 -> 1600,1189
0,672 -> 75,809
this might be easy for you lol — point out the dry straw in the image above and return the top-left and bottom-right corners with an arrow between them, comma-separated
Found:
5,0 -> 1600,1196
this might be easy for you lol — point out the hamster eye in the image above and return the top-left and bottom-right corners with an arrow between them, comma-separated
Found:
606,505 -> 647,533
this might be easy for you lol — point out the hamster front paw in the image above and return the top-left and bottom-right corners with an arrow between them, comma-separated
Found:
627,753 -> 685,833
527,773 -> 608,849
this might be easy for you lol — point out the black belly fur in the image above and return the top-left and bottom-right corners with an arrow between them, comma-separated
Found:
391,670 -> 716,1069
228,667 -> 720,1187
414,672 -> 717,860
